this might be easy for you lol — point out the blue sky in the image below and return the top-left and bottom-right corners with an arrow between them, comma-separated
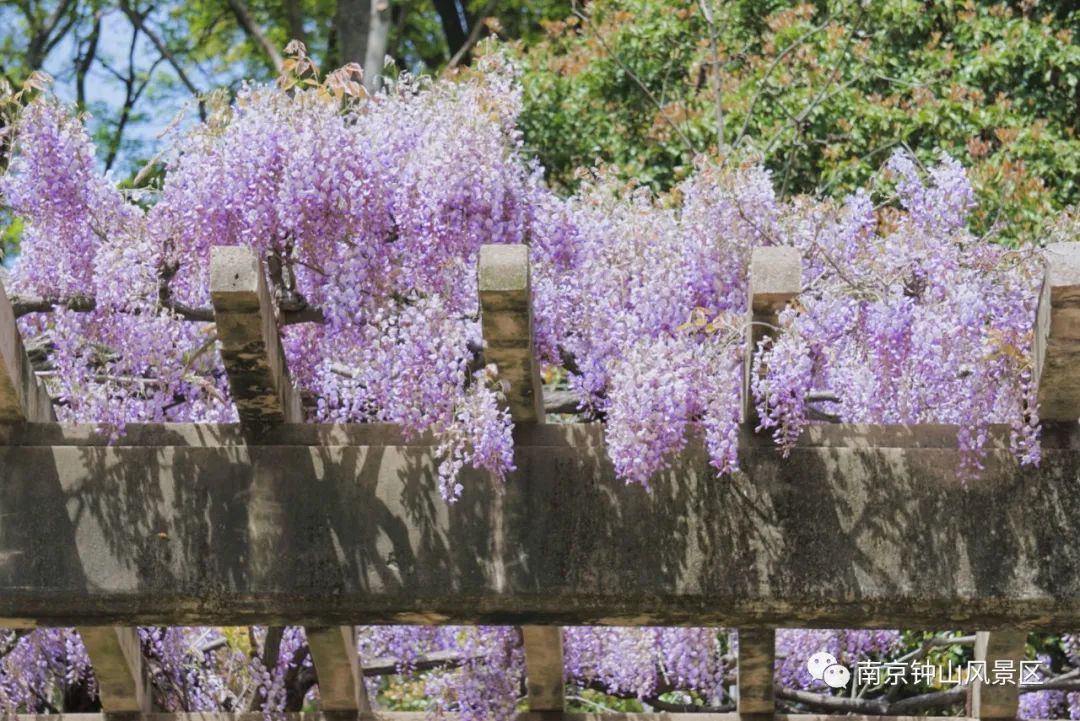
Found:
34,7 -> 204,175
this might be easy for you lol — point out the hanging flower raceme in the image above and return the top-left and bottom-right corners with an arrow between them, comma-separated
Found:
753,151 -> 1043,474
0,62 -> 1050,490
546,177 -> 748,486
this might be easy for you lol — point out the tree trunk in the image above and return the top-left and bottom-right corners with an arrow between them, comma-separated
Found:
433,0 -> 471,60
335,0 -> 372,66
227,0 -> 284,72
284,0 -> 306,47
363,0 -> 393,91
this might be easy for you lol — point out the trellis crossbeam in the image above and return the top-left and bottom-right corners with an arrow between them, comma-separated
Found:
0,419 -> 1077,628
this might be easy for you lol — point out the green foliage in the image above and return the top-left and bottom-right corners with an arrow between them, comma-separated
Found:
567,688 -> 645,712
0,213 -> 20,262
512,0 -> 1080,240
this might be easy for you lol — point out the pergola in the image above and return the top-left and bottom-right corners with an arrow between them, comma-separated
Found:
1,242 -> 1079,721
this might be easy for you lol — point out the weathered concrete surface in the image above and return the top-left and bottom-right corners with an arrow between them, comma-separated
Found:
306,626 -> 370,712
522,626 -> 564,711
748,247 -> 802,316
0,421 -> 1078,628
736,628 -> 775,717
1036,242 -> 1080,421
210,246 -> 302,432
77,626 -> 149,713
478,245 -> 545,423
969,630 -> 1027,719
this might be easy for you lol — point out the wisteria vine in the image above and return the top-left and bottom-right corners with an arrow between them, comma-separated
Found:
0,47 -> 1068,720
0,47 -> 1047,490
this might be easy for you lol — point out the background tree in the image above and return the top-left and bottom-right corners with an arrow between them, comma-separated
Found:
6,0 -> 1080,245
0,0 -> 571,175
512,0 -> 1080,240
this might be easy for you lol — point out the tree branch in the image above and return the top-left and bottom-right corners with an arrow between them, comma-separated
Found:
698,0 -> 724,146
118,1 -> 206,121
74,13 -> 100,109
778,683 -> 967,715
8,292 -> 326,325
284,0 -> 306,48
334,0 -> 371,67
228,0 -> 284,73
732,2 -> 850,150
24,0 -> 76,70
363,0 -> 393,91
248,626 -> 285,712
573,6 -> 698,155
445,0 -> 495,70
433,0 -> 470,60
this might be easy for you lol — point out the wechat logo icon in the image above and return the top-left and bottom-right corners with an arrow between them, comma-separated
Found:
807,651 -> 851,689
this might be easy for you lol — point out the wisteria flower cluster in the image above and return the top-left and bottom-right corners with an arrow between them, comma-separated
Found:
1,51 -> 1047,489
563,626 -> 730,702
752,153 -> 1042,473
540,178 -> 748,483
2,53 -> 537,487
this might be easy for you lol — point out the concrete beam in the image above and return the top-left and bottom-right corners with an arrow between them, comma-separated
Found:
78,626 -> 149,713
0,275 -> 54,422
1036,242 -> 1080,421
306,626 -> 370,713
736,629 -> 774,719
0,422 -> 1079,627
744,247 -> 801,423
478,244 -> 544,423
209,246 -> 302,433
970,631 -> 1027,720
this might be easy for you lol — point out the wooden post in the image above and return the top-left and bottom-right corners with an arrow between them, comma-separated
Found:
1035,242 -> 1080,420
479,244 -> 562,711
0,275 -> 54,422
520,626 -> 564,712
743,247 -> 801,424
210,246 -> 369,714
209,245 -> 302,434
736,628 -> 775,720
478,244 -> 545,423
306,626 -> 371,713
970,631 -> 1026,720
78,627 -> 150,714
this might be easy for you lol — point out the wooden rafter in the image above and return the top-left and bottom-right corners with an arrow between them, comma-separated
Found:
479,245 -> 564,711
